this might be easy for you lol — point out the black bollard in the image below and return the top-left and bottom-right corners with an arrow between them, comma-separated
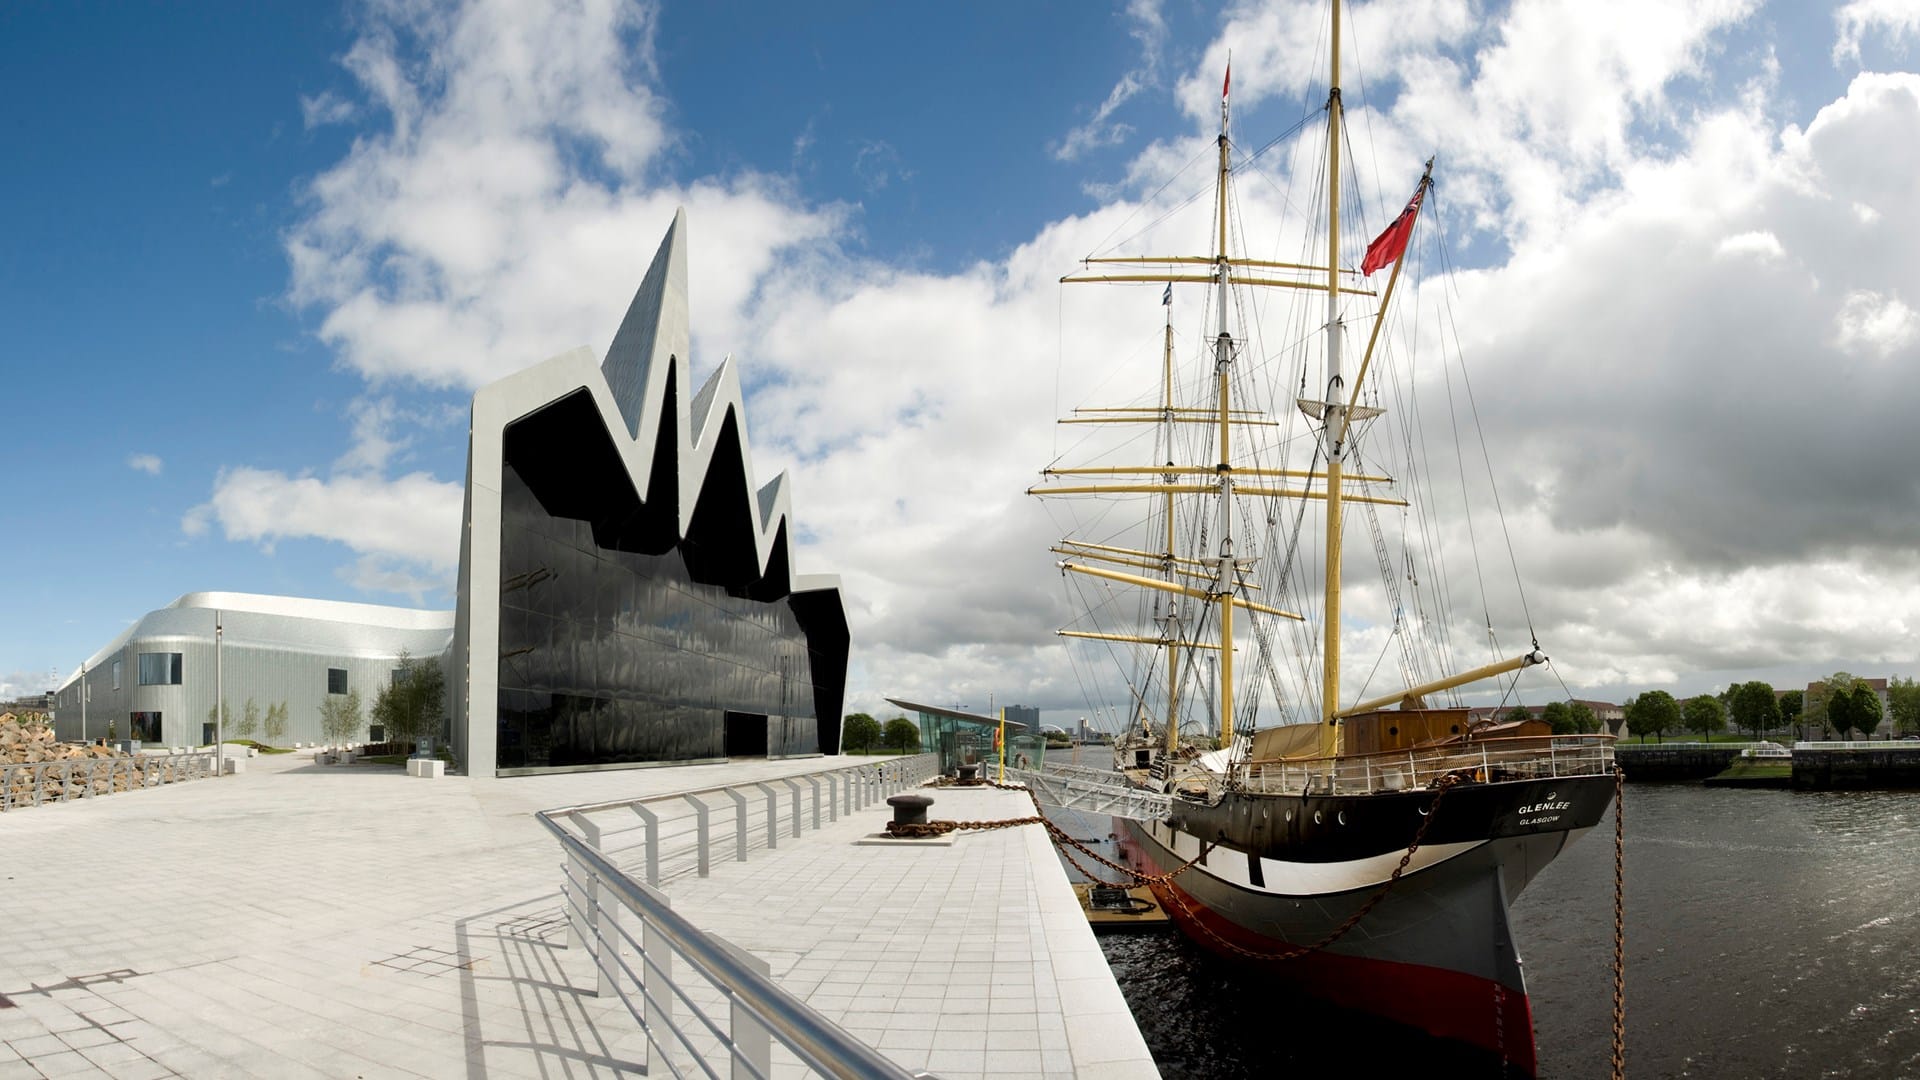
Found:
957,763 -> 981,782
887,793 -> 934,827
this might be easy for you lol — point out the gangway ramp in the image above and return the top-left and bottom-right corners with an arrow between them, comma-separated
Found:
1004,761 -> 1174,822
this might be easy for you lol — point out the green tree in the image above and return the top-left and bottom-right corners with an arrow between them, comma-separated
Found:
1684,694 -> 1727,741
1503,706 -> 1533,726
319,688 -> 365,747
263,701 -> 288,746
206,699 -> 232,740
1625,690 -> 1681,743
1728,681 -> 1779,741
1888,677 -> 1920,736
883,717 -> 919,753
842,713 -> 881,754
1811,672 -> 1858,738
1540,701 -> 1576,735
1779,689 -> 1803,737
371,650 -> 447,749
1852,684 -> 1884,739
1568,701 -> 1599,734
234,698 -> 261,741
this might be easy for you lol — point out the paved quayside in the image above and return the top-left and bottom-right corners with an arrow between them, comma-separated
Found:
0,749 -> 1157,1079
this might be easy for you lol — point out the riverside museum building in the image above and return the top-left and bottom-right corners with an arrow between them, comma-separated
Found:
51,212 -> 849,776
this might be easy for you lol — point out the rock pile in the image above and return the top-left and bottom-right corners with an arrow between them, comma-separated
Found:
0,716 -> 190,808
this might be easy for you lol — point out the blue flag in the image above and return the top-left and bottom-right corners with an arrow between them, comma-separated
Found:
1161,282 -> 1172,306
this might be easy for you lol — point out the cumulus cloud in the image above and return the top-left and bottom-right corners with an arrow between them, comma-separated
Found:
228,0 -> 1920,720
185,466 -> 461,572
1834,0 -> 1920,65
126,453 -> 163,475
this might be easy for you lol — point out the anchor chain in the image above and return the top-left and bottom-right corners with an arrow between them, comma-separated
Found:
1611,763 -> 1627,1080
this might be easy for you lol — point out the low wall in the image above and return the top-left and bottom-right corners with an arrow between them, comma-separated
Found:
1792,747 -> 1920,790
1614,745 -> 1744,781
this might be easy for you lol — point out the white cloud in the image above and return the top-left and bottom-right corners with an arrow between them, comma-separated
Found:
186,467 -> 462,572
1833,289 -> 1920,356
1714,229 -> 1783,260
1834,0 -> 1920,64
1052,0 -> 1164,161
243,0 -> 1920,720
127,453 -> 163,475
300,90 -> 355,128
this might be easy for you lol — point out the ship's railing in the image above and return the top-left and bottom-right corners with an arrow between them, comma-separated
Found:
1234,735 -> 1616,796
1,751 -> 217,812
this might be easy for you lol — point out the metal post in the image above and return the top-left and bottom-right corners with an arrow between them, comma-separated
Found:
755,783 -> 779,850
632,803 -> 661,886
685,793 -> 711,878
784,779 -> 802,839
715,935 -> 773,1080
825,774 -> 839,822
215,611 -> 225,775
79,661 -> 86,743
724,788 -> 749,863
639,880 -> 673,1066
594,874 -> 617,999
807,776 -> 822,831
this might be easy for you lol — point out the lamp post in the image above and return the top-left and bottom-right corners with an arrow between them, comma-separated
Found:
79,661 -> 87,742
215,610 -> 224,776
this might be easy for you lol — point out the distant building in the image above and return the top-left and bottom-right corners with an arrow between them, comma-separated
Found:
1003,704 -> 1040,731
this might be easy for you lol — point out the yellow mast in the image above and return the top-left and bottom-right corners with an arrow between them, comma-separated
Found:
1162,316 -> 1181,759
1213,60 -> 1238,751
1318,0 -> 1346,758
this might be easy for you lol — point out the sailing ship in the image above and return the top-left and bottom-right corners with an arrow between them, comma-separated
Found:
1027,6 -> 1617,1074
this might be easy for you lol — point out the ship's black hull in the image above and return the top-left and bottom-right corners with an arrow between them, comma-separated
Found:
1117,772 -> 1615,1077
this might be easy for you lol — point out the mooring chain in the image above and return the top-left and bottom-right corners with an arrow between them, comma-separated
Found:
1611,764 -> 1627,1080
904,777 -> 1217,887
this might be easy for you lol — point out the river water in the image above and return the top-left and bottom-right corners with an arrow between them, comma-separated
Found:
1082,786 -> 1920,1078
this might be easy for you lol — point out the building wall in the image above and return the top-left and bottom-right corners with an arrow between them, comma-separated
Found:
52,597 -> 452,748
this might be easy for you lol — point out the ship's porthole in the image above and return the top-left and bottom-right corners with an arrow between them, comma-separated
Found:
1285,809 -> 1294,822
1337,811 -> 1347,825
1418,807 -> 1430,817
1388,726 -> 1399,737
1313,811 -> 1323,825
1451,725 -> 1461,734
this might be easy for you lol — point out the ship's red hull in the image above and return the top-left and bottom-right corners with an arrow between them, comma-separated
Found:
1145,866 -> 1539,1076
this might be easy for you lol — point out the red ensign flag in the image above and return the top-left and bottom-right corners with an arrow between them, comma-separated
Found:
1360,180 -> 1427,276
1223,62 -> 1231,99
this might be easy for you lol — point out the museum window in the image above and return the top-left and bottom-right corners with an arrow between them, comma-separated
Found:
327,668 -> 348,695
137,653 -> 182,686
112,660 -> 122,691
130,711 -> 162,743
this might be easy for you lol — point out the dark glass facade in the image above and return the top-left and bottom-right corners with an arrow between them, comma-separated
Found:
495,460 -> 820,770
137,652 -> 182,686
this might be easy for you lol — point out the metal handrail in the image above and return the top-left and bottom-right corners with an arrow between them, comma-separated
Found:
536,806 -> 923,1079
1795,740 -> 1918,750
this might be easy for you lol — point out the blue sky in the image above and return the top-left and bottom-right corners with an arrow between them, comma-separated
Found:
7,0 -> 1920,725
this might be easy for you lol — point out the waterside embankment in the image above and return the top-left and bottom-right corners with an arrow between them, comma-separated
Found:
1617,742 -> 1920,789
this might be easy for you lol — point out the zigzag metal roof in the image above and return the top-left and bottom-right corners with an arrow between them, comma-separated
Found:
470,208 -> 836,597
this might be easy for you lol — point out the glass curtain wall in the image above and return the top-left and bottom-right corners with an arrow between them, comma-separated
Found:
495,463 -> 817,770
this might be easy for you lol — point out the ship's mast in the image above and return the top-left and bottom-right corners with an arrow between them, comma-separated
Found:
1213,69 -> 1238,751
1318,0 -> 1346,758
1162,316 -> 1180,759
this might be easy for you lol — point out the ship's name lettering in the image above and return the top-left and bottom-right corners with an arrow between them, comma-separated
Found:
1514,800 -> 1571,816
